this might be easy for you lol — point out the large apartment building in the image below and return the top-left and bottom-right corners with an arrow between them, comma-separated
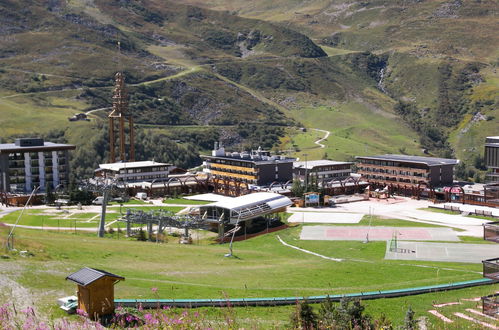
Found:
202,144 -> 295,195
485,136 -> 499,183
0,138 -> 75,193
356,154 -> 458,188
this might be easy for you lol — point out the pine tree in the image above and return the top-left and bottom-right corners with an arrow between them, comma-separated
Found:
291,179 -> 304,198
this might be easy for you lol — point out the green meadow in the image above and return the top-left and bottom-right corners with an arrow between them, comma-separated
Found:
1,220 -> 495,327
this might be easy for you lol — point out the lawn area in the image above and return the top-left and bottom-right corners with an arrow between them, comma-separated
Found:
112,206 -> 186,213
191,284 -> 499,328
0,221 -> 491,328
162,198 -> 212,205
109,199 -> 150,205
0,206 -> 186,230
0,209 -> 123,229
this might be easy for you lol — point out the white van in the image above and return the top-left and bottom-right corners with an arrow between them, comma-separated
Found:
136,192 -> 147,200
92,196 -> 105,205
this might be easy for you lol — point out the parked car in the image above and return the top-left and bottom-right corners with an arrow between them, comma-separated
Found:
92,196 -> 106,205
135,192 -> 147,200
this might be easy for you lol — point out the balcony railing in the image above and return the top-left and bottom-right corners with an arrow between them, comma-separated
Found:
211,170 -> 257,181
357,166 -> 429,177
210,163 -> 258,173
358,163 -> 429,174
357,170 -> 428,182
482,257 -> 499,280
481,293 -> 499,317
484,222 -> 499,243
357,176 -> 428,187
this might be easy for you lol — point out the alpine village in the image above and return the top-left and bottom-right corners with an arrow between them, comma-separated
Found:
0,0 -> 498,329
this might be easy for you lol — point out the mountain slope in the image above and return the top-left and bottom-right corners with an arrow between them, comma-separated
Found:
2,0 -> 476,177
172,0 -> 499,178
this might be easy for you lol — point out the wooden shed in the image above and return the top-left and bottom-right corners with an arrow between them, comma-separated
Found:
66,267 -> 124,320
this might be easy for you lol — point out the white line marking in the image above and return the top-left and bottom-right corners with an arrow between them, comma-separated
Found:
453,312 -> 498,329
428,310 -> 453,323
276,235 -> 342,262
466,309 -> 498,321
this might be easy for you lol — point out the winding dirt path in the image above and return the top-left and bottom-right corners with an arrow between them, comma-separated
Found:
313,128 -> 330,148
85,106 -> 111,115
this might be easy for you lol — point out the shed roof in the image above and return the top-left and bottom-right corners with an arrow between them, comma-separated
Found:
66,267 -> 124,286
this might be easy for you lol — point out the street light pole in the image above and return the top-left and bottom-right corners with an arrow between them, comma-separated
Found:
304,153 -> 308,193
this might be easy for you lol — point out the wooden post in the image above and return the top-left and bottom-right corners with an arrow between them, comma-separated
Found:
129,116 -> 135,161
119,116 -> 125,161
109,117 -> 115,163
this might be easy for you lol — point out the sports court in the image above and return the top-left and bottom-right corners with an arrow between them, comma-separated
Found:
385,241 -> 499,263
300,226 -> 460,241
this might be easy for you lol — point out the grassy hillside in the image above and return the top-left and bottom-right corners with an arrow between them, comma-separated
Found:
1,224 -> 496,327
171,0 -> 499,173
1,0 -> 496,179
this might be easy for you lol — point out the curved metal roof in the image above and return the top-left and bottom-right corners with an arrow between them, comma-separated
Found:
209,192 -> 291,211
200,192 -> 292,223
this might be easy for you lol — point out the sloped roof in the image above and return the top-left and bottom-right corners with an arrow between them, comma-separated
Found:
356,154 -> 458,167
98,161 -> 171,171
66,267 -> 124,286
199,192 -> 292,223
209,192 -> 291,211
294,160 -> 352,169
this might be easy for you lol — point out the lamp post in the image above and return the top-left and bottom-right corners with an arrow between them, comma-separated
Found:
304,153 -> 308,193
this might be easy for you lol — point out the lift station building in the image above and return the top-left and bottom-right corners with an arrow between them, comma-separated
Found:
198,192 -> 292,224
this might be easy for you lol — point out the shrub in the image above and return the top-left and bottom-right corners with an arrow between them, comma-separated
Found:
290,299 -> 317,329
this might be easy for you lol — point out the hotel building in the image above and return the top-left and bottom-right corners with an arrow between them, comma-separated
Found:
356,154 -> 458,188
0,138 -> 75,193
201,144 -> 295,195
485,136 -> 499,183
